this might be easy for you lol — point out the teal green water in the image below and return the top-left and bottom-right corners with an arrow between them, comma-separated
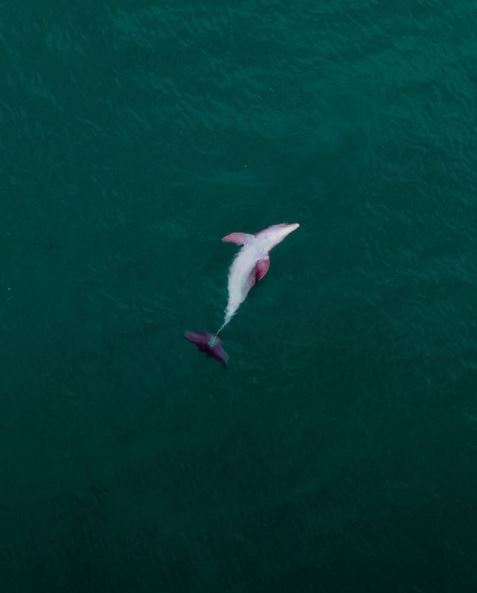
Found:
2,2 -> 477,591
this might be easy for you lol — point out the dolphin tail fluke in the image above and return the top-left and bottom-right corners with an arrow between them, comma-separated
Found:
184,331 -> 229,367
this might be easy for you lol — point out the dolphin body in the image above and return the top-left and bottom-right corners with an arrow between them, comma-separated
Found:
185,223 -> 299,366
220,222 -> 300,330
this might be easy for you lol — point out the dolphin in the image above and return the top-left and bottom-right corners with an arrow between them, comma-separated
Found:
185,223 -> 299,366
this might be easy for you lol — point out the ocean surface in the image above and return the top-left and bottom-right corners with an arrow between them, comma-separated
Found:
1,2 -> 477,591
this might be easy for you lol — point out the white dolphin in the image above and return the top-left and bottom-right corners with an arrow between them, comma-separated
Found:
185,223 -> 300,366
219,222 -> 300,331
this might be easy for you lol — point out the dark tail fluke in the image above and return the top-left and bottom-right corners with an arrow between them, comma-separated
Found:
184,331 -> 229,367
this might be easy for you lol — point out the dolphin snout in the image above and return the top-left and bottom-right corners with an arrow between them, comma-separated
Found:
284,223 -> 300,236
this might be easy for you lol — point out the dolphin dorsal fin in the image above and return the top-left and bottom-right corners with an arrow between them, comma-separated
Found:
221,232 -> 254,246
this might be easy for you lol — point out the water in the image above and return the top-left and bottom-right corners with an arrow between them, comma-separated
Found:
1,2 -> 477,591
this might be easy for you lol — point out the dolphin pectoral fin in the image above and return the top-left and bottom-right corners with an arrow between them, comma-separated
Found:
255,256 -> 270,281
221,232 -> 254,246
247,257 -> 270,288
